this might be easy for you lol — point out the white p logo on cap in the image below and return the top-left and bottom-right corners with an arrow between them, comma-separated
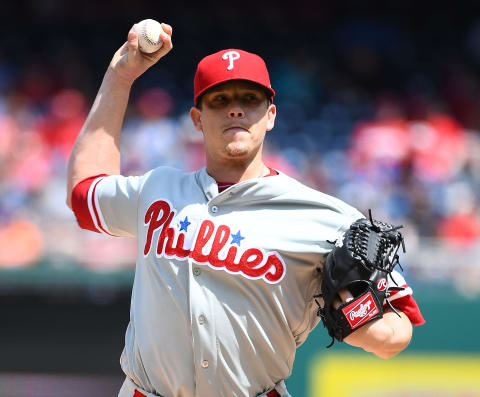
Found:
222,50 -> 240,71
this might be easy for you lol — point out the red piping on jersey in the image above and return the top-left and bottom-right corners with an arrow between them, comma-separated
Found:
267,389 -> 280,397
90,177 -> 114,236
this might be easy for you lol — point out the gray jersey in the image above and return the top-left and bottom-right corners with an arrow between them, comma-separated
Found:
73,166 -> 411,397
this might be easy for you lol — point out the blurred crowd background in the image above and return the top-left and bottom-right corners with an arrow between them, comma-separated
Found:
1,0 -> 480,296
1,1 -> 480,396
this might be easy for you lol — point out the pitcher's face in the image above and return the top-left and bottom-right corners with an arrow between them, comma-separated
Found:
190,80 -> 276,162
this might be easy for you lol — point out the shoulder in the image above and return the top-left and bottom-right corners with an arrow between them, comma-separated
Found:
97,167 -> 193,195
144,165 -> 187,178
141,166 -> 196,185
135,166 -> 201,198
272,171 -> 364,222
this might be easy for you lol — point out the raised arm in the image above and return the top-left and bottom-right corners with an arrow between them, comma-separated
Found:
66,23 -> 173,208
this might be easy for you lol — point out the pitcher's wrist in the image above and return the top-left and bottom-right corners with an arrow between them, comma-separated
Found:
104,66 -> 136,88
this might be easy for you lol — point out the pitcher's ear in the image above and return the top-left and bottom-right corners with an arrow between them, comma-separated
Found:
266,104 -> 276,132
190,107 -> 202,131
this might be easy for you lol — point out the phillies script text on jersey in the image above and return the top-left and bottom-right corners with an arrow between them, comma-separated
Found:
143,200 -> 286,284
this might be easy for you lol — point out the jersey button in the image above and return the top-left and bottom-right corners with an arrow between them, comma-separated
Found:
198,315 -> 206,325
193,267 -> 201,276
201,360 -> 209,368
211,205 -> 218,213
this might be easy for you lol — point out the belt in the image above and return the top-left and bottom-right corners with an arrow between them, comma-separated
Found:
133,388 -> 280,397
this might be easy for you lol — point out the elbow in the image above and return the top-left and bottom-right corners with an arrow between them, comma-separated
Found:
66,175 -> 76,210
370,324 -> 413,359
66,184 -> 73,210
66,195 -> 72,210
372,344 -> 407,359
372,343 -> 410,359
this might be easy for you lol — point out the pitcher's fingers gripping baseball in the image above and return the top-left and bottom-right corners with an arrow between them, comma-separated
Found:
133,19 -> 173,59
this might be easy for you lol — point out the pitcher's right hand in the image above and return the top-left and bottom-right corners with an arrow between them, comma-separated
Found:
109,22 -> 173,85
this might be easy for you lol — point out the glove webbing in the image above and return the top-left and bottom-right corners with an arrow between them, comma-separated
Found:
349,209 -> 406,273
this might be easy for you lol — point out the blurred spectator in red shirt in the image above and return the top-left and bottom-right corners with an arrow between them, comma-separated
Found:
35,89 -> 87,161
437,211 -> 480,247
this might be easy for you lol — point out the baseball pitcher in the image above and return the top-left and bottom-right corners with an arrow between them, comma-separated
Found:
66,22 -> 424,397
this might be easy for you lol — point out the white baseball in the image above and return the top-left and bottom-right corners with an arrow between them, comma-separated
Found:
133,19 -> 164,53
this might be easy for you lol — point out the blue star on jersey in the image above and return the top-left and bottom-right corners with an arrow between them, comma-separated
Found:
231,230 -> 245,246
179,216 -> 191,232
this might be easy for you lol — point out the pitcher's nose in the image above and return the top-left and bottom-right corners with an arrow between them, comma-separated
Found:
228,107 -> 245,118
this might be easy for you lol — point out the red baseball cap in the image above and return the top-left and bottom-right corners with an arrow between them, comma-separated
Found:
193,49 -> 275,106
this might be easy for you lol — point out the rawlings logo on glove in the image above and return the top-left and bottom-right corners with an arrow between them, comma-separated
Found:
342,293 -> 377,329
316,210 -> 406,347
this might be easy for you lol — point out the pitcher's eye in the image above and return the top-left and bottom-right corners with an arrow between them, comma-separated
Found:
213,94 -> 227,102
243,93 -> 261,103
206,94 -> 229,108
